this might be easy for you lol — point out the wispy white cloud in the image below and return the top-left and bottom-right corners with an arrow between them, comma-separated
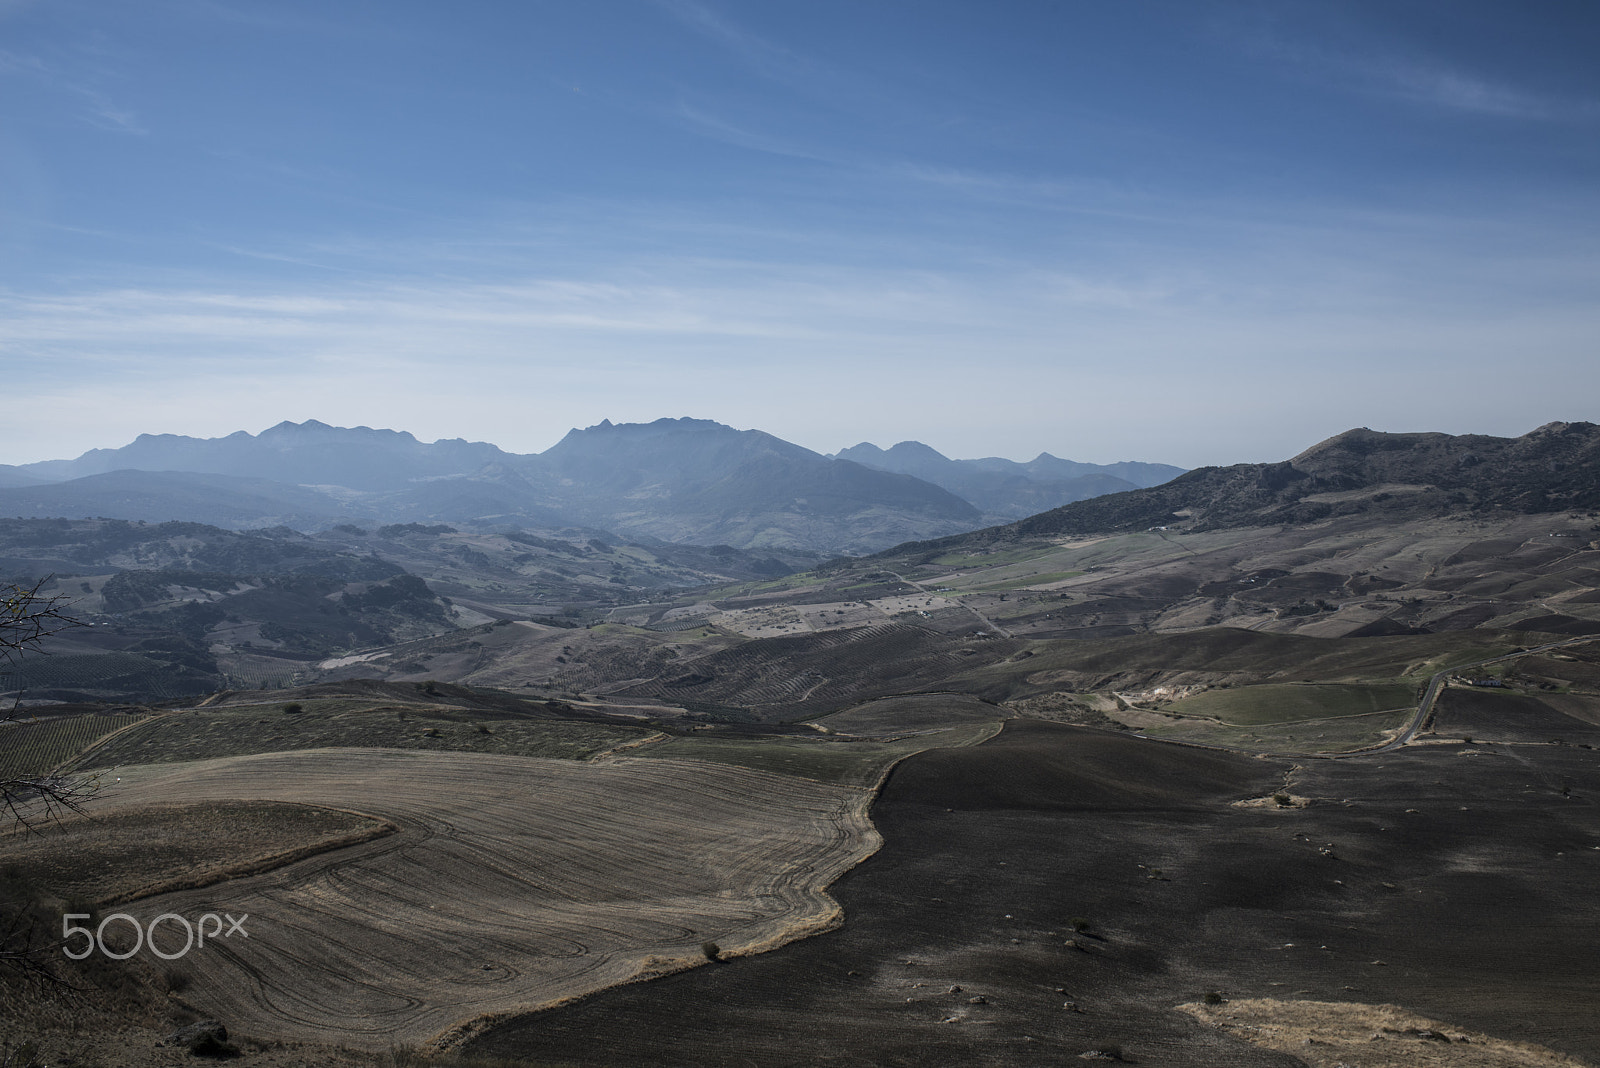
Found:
666,100 -> 832,162
1347,54 -> 1587,120
650,0 -> 932,154
0,47 -> 147,134
5,197 -> 1598,468
1224,13 -> 1596,123
653,0 -> 820,90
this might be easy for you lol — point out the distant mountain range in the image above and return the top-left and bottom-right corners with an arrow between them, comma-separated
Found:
833,440 -> 1182,518
0,418 -> 1183,555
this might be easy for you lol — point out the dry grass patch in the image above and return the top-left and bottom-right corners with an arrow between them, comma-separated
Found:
73,748 -> 879,1052
1180,998 -> 1592,1068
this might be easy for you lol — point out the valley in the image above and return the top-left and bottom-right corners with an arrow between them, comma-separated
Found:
3,421 -> 1599,1066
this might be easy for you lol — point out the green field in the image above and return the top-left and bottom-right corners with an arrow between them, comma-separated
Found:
1159,682 -> 1418,725
67,700 -> 647,771
1135,706 -> 1413,752
639,722 -> 1000,785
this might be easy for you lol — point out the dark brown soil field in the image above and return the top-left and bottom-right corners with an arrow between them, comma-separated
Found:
466,719 -> 1600,1067
1432,687 -> 1600,746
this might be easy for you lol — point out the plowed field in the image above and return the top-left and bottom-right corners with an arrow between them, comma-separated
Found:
86,748 -> 879,1050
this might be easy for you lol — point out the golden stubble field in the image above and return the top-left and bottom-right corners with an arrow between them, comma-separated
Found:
82,748 -> 880,1051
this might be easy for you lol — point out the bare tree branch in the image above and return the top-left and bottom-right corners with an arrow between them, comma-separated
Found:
0,577 -> 81,667
1,577 -> 98,987
1,771 -> 103,835
3,578 -> 96,837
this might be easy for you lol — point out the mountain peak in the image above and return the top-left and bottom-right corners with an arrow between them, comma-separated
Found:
884,440 -> 951,462
573,416 -> 732,437
262,419 -> 328,434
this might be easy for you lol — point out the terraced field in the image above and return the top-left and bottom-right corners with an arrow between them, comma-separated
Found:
85,748 -> 881,1051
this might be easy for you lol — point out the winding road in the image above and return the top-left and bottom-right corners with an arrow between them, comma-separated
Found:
1381,632 -> 1600,752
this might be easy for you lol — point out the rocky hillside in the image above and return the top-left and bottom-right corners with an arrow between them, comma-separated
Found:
890,422 -> 1600,552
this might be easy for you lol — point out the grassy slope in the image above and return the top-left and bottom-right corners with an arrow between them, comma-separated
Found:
1160,682 -> 1419,725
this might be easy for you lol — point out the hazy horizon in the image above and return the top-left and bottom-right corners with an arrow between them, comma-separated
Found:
9,412 -> 1593,475
5,1 -> 1597,467
13,412 -> 1203,469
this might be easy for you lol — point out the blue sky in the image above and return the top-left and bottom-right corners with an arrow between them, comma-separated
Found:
3,0 -> 1597,468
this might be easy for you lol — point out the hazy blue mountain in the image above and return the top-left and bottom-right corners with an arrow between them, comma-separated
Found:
5,418 -> 987,554
18,419 -> 512,491
0,465 -> 43,488
535,418 -> 981,552
6,417 -> 1190,553
834,440 -> 1184,519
